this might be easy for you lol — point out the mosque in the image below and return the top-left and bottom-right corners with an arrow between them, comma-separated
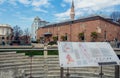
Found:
36,0 -> 120,42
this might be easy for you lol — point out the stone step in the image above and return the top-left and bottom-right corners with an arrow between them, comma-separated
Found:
26,74 -> 44,78
0,65 -> 44,70
0,52 -> 117,78
0,57 -> 44,62
0,57 -> 29,61
25,67 -> 44,71
25,71 -> 44,75
47,58 -> 59,61
0,59 -> 44,64
48,74 -> 60,78
0,53 -> 25,56
0,62 -> 45,67
25,70 -> 44,74
0,63 -> 44,69
48,67 -> 60,70
0,51 -> 16,54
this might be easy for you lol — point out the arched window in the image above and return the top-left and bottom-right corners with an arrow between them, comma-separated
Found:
2,37 -> 4,39
65,33 -> 68,41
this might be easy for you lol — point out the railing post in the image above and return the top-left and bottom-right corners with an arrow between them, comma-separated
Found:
29,55 -> 33,78
60,67 -> 64,78
44,43 -> 48,78
115,65 -> 119,78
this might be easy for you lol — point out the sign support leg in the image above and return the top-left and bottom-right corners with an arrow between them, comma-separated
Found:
115,65 -> 119,78
60,67 -> 64,78
99,65 -> 104,78
66,67 -> 70,78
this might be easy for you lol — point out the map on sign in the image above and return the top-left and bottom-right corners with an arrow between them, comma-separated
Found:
58,42 -> 119,67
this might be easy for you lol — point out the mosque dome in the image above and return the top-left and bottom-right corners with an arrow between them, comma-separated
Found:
34,16 -> 41,21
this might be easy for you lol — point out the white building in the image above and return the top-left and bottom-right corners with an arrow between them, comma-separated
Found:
0,24 -> 13,44
31,16 -> 48,41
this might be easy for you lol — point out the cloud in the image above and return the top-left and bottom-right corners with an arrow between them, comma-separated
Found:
0,12 -> 2,15
55,0 -> 120,21
8,0 -> 17,5
74,0 -> 120,10
61,3 -> 66,7
32,0 -> 50,7
63,0 -> 120,11
13,12 -> 34,23
0,0 -> 17,5
18,0 -> 32,5
0,0 -> 5,4
31,0 -> 50,12
19,17 -> 34,22
55,9 -> 70,18
33,7 -> 48,13
0,8 -> 7,12
54,9 -> 71,22
0,0 -> 51,13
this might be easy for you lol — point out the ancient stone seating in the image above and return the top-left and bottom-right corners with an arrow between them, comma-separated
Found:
0,52 -> 116,78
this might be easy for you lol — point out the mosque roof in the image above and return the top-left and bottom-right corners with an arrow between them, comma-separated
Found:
39,15 -> 120,29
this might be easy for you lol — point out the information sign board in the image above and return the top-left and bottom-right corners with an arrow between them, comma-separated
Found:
58,42 -> 119,67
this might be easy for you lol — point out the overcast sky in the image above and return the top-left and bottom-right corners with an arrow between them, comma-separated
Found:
0,0 -> 120,30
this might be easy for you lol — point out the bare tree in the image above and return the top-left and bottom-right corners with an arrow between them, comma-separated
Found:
24,28 -> 30,36
13,25 -> 23,41
110,11 -> 120,22
24,28 -> 30,44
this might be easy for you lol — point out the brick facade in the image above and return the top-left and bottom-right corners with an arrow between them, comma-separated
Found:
37,16 -> 120,42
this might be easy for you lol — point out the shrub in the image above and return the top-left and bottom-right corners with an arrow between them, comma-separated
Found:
31,41 -> 38,43
91,32 -> 98,41
78,32 -> 84,41
61,35 -> 67,41
53,36 -> 58,41
48,41 -> 57,45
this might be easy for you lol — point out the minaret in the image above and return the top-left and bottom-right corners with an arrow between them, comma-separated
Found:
70,0 -> 75,20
